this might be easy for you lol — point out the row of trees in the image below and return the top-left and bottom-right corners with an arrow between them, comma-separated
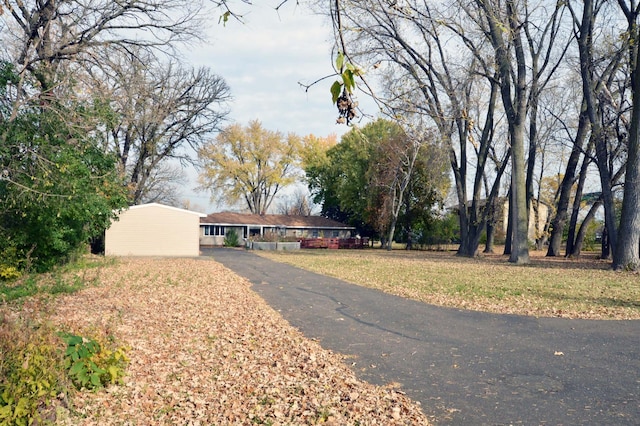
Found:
1,0 -> 230,272
196,118 -> 449,249
312,0 -> 640,269
216,0 -> 640,267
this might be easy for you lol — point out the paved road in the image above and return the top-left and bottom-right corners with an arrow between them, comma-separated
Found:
205,248 -> 640,425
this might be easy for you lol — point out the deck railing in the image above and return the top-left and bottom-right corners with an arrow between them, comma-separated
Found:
299,237 -> 369,249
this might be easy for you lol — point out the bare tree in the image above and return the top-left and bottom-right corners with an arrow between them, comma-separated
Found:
0,0 -> 217,207
329,1 -> 476,255
569,0 -> 629,258
1,0 -> 203,104
546,97 -> 591,256
473,0 -> 530,264
84,49 -> 230,204
137,163 -> 187,207
276,188 -> 316,216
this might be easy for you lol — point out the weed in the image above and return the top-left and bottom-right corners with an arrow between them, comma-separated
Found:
250,415 -> 274,425
0,318 -> 68,426
58,332 -> 129,390
316,406 -> 332,422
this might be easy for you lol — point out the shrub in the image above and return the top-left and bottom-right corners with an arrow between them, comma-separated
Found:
0,315 -> 129,425
0,317 -> 68,426
223,229 -> 240,247
0,266 -> 20,281
0,257 -> 128,425
0,248 -> 25,282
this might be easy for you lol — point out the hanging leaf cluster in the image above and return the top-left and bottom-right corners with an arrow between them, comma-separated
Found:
331,52 -> 359,125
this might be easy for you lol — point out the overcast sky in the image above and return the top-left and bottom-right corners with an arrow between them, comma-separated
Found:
180,3 -> 377,212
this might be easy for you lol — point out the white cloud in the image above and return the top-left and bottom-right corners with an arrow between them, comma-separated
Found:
187,3 -> 375,136
179,3 -> 378,212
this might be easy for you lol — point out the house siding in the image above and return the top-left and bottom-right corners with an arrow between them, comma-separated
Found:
105,204 -> 204,257
200,225 -> 245,247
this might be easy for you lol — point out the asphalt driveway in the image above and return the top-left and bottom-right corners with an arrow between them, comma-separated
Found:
204,248 -> 640,425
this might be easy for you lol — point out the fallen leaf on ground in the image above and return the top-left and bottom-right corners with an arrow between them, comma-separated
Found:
48,258 -> 430,425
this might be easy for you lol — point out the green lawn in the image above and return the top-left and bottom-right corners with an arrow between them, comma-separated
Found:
256,249 -> 640,319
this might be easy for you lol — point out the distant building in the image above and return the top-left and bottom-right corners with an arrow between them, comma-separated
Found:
200,212 -> 355,246
451,197 -> 549,242
500,199 -> 549,241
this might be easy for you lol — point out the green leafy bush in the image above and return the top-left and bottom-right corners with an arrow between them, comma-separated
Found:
223,229 -> 240,247
0,71 -> 129,274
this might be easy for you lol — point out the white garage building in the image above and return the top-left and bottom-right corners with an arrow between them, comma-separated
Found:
105,203 -> 206,257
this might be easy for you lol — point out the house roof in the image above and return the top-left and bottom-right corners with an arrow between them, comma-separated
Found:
200,212 -> 355,230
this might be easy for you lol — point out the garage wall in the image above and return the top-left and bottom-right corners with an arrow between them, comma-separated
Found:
105,203 -> 205,257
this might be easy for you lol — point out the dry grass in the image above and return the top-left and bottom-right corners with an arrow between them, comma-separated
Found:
255,248 -> 640,320
43,257 -> 429,425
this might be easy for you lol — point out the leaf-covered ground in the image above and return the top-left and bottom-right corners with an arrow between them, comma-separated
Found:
49,258 -> 430,425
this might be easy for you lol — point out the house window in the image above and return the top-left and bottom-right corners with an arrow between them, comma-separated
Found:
204,225 -> 225,236
332,230 -> 339,238
312,229 -> 319,238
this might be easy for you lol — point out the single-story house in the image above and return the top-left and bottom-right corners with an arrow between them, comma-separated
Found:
105,203 -> 206,257
200,212 -> 356,246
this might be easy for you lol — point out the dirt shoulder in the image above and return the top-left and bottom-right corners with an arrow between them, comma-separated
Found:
49,258 -> 429,425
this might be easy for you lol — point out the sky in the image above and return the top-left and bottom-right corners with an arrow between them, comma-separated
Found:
180,2 -> 377,212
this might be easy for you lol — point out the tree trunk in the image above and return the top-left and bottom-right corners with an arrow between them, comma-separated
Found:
576,0 -> 618,256
484,223 -> 495,253
387,219 -> 397,251
459,222 -> 483,257
601,227 -> 610,260
565,150 -> 591,257
509,153 -> 530,264
547,105 -> 589,256
484,200 -> 497,253
593,131 -> 618,254
504,191 -> 513,255
479,0 -> 529,264
613,24 -> 640,270
533,202 -> 543,251
570,199 -> 602,257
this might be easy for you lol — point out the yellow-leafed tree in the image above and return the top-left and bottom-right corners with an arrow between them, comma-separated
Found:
198,120 -> 302,214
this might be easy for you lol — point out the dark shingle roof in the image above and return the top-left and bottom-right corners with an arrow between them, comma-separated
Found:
200,212 -> 354,229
